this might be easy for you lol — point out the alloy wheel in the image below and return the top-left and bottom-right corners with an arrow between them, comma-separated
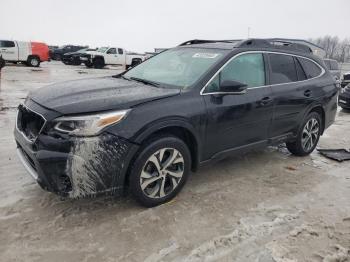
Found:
140,148 -> 184,199
301,118 -> 319,152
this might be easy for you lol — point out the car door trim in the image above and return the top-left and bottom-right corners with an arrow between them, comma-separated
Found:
200,51 -> 326,96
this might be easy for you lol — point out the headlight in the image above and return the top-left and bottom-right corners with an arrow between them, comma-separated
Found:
53,109 -> 130,136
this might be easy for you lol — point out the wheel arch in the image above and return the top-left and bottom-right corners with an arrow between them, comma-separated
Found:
301,104 -> 326,135
133,119 -> 201,173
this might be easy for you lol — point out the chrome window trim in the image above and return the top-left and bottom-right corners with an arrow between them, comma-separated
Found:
15,103 -> 47,144
200,51 -> 326,95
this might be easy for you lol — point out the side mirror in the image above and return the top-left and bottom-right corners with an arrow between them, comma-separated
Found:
220,80 -> 248,93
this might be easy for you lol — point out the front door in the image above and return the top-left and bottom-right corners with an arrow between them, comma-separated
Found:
105,48 -> 121,65
202,52 -> 274,159
0,40 -> 17,61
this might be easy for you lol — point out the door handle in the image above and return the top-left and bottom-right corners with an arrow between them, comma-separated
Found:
259,96 -> 272,106
304,89 -> 312,97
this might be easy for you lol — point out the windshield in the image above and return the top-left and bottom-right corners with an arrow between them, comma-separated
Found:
97,47 -> 108,53
77,48 -> 88,52
124,48 -> 228,88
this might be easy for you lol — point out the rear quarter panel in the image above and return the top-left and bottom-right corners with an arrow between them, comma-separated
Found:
31,42 -> 50,62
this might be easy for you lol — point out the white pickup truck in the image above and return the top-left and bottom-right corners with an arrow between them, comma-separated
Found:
80,47 -> 146,69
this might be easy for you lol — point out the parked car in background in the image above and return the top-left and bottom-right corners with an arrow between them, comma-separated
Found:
80,47 -> 145,69
50,45 -> 88,61
341,72 -> 350,88
0,55 -> 5,71
14,39 -> 338,207
62,48 -> 97,65
0,40 -> 50,67
339,84 -> 350,109
323,59 -> 341,80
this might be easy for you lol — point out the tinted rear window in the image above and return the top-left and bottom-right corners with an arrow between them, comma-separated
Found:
269,54 -> 297,84
294,57 -> 307,81
298,57 -> 322,79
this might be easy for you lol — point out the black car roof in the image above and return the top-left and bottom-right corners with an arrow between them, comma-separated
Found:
179,38 -> 315,55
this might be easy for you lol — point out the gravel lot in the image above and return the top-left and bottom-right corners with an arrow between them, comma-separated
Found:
0,62 -> 350,262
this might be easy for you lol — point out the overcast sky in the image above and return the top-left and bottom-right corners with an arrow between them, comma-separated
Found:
1,0 -> 349,52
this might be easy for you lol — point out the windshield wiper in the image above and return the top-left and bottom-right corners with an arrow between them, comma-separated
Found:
130,77 -> 160,87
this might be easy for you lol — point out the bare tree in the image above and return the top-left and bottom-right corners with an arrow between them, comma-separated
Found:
309,36 -> 350,62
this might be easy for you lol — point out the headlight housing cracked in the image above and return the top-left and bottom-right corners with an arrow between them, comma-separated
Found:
53,109 -> 130,136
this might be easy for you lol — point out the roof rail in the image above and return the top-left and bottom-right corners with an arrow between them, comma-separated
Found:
267,39 -> 313,53
178,39 -> 238,46
179,38 -> 313,54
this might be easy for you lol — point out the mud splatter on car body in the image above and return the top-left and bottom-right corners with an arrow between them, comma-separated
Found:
66,134 -> 131,198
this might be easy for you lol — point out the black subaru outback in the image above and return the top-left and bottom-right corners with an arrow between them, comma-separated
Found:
15,39 -> 338,207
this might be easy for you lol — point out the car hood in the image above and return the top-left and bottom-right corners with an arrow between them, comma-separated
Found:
63,52 -> 76,56
85,51 -> 102,56
29,76 -> 181,115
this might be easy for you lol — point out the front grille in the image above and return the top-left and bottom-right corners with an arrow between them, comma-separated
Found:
17,104 -> 46,142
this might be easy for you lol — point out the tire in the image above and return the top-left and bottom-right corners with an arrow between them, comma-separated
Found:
286,112 -> 322,156
129,135 -> 191,207
27,56 -> 40,67
84,62 -> 93,68
131,59 -> 142,67
93,58 -> 105,69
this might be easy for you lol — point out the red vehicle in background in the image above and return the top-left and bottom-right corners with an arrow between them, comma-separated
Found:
0,40 -> 50,67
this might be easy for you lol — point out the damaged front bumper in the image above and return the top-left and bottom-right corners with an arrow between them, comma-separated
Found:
14,104 -> 139,198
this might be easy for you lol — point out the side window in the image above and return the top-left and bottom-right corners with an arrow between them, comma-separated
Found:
118,48 -> 124,54
107,48 -> 117,54
206,53 -> 265,93
294,57 -> 307,81
298,57 -> 322,79
269,54 -> 297,84
1,41 -> 15,48
330,60 -> 339,70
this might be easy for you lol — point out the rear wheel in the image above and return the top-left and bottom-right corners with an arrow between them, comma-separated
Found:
27,56 -> 40,67
286,112 -> 322,156
129,136 -> 191,207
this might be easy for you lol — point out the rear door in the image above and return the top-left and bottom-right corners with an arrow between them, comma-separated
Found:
0,40 -> 17,61
268,53 -> 323,138
202,52 -> 274,159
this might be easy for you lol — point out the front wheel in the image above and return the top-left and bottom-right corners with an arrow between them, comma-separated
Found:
93,58 -> 105,69
286,112 -> 322,156
129,136 -> 191,207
